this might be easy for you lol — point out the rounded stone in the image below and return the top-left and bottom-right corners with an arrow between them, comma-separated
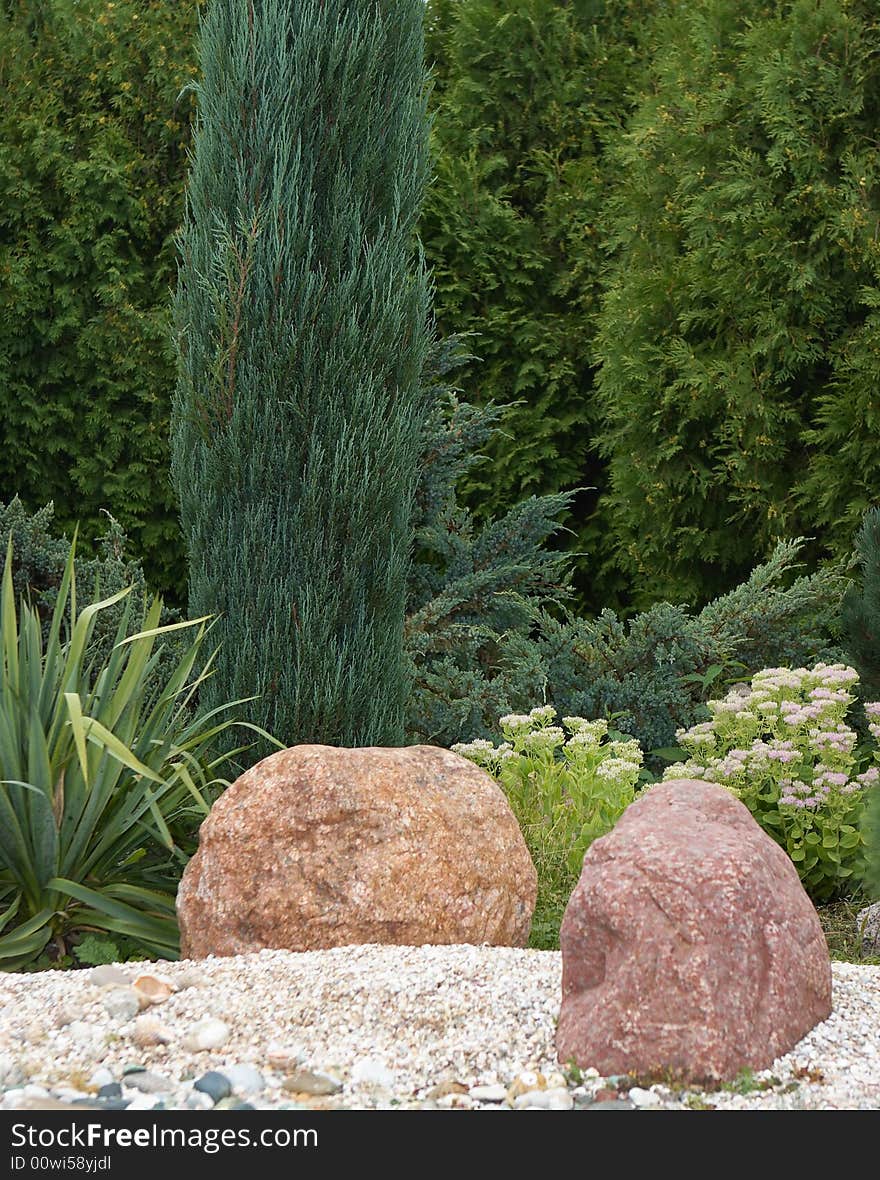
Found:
123,1071 -> 175,1095
88,966 -> 131,988
219,1065 -> 264,1094
177,744 -> 537,957
102,988 -> 140,1022
282,1069 -> 341,1097
182,1018 -> 230,1052
194,1072 -> 232,1103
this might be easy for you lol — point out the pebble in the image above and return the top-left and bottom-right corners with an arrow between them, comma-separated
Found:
132,975 -> 175,1007
0,948 -> 874,1111
282,1069 -> 342,1097
123,1070 -> 175,1095
186,1091 -> 215,1111
426,1080 -> 468,1099
513,1087 -> 574,1110
102,987 -> 140,1022
194,1072 -> 232,1103
53,1006 -> 83,1029
592,1087 -> 619,1102
350,1058 -> 395,1089
470,1084 -> 508,1103
88,1068 -> 114,1090
89,966 -> 130,988
182,1018 -> 230,1052
97,1084 -> 123,1101
266,1045 -> 304,1070
132,1014 -> 174,1048
0,1057 -> 27,1088
220,1065 -> 264,1094
172,970 -> 202,991
628,1086 -> 662,1108
126,1093 -> 162,1111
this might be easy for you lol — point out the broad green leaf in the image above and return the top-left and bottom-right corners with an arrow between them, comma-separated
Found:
64,693 -> 91,789
79,717 -> 166,784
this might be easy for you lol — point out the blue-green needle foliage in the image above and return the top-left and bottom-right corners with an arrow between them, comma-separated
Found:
172,0 -> 432,748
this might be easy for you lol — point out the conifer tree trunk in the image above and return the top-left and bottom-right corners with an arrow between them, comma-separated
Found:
172,0 -> 431,748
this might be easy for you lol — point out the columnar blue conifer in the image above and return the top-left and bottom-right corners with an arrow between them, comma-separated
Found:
172,0 -> 431,747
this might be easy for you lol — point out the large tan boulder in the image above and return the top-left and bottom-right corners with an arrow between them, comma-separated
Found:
177,744 -> 536,958
556,779 -> 832,1083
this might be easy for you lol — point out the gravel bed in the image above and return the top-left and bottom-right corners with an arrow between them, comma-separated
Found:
0,947 -> 876,1111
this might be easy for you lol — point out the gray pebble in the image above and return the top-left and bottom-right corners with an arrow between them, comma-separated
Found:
102,987 -> 140,1022
219,1064 -> 264,1094
123,1071 -> 176,1095
194,1072 -> 232,1103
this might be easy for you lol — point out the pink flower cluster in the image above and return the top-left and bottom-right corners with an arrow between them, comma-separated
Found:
809,725 -> 857,757
751,739 -> 801,765
778,778 -> 824,808
668,664 -> 878,816
865,702 -> 880,742
777,764 -> 861,808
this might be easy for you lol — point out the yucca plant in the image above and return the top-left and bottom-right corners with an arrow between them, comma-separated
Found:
0,539 -> 271,970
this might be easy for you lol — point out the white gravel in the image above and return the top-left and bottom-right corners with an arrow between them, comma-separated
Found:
0,947 -> 877,1111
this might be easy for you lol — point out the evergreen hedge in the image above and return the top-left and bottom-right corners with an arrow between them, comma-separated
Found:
0,0 -> 201,600
422,0 -> 655,608
594,0 -> 880,607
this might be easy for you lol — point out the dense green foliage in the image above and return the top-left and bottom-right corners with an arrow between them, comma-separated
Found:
594,0 -> 880,607
0,0 -> 200,599
420,529 -> 845,757
173,0 -> 432,748
842,506 -> 880,700
0,496 -> 174,666
454,707 -> 643,948
5,0 -> 880,621
406,336 -> 573,743
422,0 -> 654,606
0,543 -> 257,970
541,540 -> 845,757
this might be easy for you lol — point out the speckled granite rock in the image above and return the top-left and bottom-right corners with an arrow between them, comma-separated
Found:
556,779 -> 832,1082
178,744 -> 536,957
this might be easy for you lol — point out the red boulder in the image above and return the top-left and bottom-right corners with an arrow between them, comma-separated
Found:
556,779 -> 831,1082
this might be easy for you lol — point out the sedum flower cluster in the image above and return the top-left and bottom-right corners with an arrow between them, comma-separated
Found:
664,664 -> 877,900
453,706 -> 644,946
